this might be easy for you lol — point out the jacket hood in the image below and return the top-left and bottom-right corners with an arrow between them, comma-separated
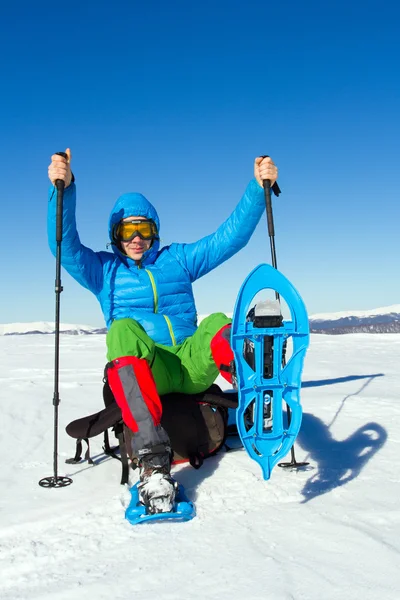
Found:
108,192 -> 160,265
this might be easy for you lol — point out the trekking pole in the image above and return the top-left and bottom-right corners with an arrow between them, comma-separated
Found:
261,159 -> 309,470
39,152 -> 73,488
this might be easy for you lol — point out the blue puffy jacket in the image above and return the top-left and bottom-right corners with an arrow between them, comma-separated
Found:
47,179 -> 265,345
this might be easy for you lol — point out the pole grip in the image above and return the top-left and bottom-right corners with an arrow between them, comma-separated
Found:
54,152 -> 68,243
260,154 -> 281,197
263,179 -> 275,238
55,182 -> 64,242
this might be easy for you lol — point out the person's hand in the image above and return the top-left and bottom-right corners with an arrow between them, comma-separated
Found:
48,148 -> 72,187
254,156 -> 278,188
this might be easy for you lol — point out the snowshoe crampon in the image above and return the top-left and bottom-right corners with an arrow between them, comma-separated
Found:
231,263 -> 309,480
125,483 -> 196,525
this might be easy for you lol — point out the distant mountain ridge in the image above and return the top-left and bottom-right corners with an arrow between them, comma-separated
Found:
0,322 -> 107,336
309,304 -> 400,334
1,305 -> 400,336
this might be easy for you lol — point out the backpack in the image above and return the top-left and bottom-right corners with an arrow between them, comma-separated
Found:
65,368 -> 238,484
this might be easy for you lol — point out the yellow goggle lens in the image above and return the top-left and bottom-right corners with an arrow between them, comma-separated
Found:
117,220 -> 157,241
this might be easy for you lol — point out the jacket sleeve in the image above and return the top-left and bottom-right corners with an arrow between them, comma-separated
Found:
174,178 -> 266,282
47,183 -> 104,294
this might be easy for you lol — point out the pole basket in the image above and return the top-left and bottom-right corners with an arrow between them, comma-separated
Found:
38,475 -> 73,488
278,459 -> 310,470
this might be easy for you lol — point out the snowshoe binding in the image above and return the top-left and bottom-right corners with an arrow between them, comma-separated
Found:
125,444 -> 195,525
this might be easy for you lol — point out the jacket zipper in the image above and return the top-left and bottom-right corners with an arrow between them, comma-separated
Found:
145,269 -> 158,313
145,269 -> 176,345
163,315 -> 176,346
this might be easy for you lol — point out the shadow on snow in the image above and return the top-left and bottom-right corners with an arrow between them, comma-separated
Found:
296,373 -> 387,503
301,373 -> 384,388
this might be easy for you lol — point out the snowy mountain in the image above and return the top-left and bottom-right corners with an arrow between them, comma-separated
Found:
1,304 -> 399,336
0,321 -> 107,336
309,304 -> 400,334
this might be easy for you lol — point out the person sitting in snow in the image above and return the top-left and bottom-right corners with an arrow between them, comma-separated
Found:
47,150 -> 278,514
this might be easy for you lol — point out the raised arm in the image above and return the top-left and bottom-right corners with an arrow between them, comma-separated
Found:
47,150 -> 104,293
174,157 -> 278,281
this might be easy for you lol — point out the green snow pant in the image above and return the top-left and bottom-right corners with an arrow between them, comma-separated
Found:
106,313 -> 232,396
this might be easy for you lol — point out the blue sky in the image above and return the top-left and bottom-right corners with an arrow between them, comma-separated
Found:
1,0 -> 399,326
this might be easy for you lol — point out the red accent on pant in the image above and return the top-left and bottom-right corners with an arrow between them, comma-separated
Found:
210,324 -> 234,384
107,356 -> 162,432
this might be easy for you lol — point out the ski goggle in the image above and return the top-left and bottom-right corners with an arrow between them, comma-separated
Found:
113,219 -> 158,242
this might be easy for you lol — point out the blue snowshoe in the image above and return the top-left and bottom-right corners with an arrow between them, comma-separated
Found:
125,482 -> 196,525
125,446 -> 196,525
231,263 -> 309,480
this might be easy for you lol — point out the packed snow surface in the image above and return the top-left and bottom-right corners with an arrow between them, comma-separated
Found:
0,333 -> 399,599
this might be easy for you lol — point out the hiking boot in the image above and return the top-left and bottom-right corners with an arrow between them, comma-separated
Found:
137,445 -> 178,514
138,471 -> 178,514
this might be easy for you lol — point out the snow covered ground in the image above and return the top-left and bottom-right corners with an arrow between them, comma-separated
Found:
0,333 -> 399,599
